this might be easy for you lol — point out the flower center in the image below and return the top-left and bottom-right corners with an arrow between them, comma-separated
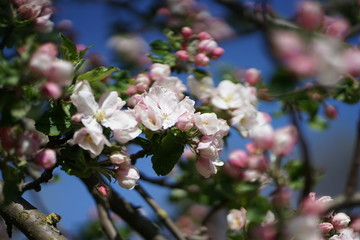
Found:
95,111 -> 105,122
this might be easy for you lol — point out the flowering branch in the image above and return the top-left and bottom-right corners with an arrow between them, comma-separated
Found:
21,165 -> 56,193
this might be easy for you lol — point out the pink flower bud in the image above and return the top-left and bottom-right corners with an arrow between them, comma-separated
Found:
228,150 -> 248,168
116,164 -> 140,190
297,1 -> 323,30
245,68 -> 261,85
331,213 -> 351,230
323,17 -> 349,39
176,112 -> 194,131
175,50 -> 189,61
181,26 -> 193,40
35,148 -> 56,169
96,185 -> 109,198
325,105 -> 338,119
110,152 -> 130,165
42,82 -> 62,99
194,53 -> 209,66
71,113 -> 83,122
198,39 -> 218,54
350,218 -> 360,233
47,60 -> 73,86
343,48 -> 360,76
126,85 -> 138,95
0,127 -> 15,150
197,32 -> 212,40
318,222 -> 334,235
38,43 -> 58,59
248,155 -> 268,173
211,47 -> 224,59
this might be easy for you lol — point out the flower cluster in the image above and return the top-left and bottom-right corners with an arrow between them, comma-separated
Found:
28,42 -> 73,99
12,0 -> 54,33
157,0 -> 234,41
174,27 -> 225,66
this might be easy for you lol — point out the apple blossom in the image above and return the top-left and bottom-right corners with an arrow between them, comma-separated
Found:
210,47 -> 224,59
227,208 -> 247,231
228,150 -> 249,169
194,112 -> 223,136
318,222 -> 334,235
197,135 -> 223,161
187,75 -> 214,101
181,26 -> 193,40
175,50 -> 189,61
195,157 -> 221,178
150,63 -> 171,81
271,125 -> 298,157
72,126 -> 110,157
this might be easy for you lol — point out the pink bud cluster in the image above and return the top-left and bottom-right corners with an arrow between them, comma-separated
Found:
224,148 -> 268,182
174,27 -> 225,67
157,0 -> 234,41
294,192 -> 356,239
29,43 -> 73,99
12,0 -> 54,33
296,1 -> 349,39
272,30 -> 360,85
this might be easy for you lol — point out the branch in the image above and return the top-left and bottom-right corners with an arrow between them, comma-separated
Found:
288,105 -> 313,203
135,184 -> 186,240
0,183 -> 67,240
324,192 -> 360,214
344,113 -> 360,197
96,199 -> 123,240
140,172 -> 182,189
130,149 -> 149,165
21,166 -> 56,193
81,175 -> 167,240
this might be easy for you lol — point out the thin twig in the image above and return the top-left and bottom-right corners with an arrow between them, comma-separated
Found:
130,149 -> 148,165
135,184 -> 186,240
344,112 -> 360,197
324,192 -> 360,214
140,171 -> 182,189
288,105 -> 313,203
21,166 -> 56,193
201,199 -> 228,226
95,197 -> 123,240
81,175 -> 167,240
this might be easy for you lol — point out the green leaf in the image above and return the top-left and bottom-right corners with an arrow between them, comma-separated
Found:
59,147 -> 94,178
35,103 -> 74,136
308,115 -> 328,131
247,196 -> 271,224
77,66 -> 119,83
268,68 -> 297,94
60,33 -> 78,62
2,165 -> 23,204
284,160 -> 305,189
10,100 -> 31,120
150,40 -> 171,55
151,130 -> 187,176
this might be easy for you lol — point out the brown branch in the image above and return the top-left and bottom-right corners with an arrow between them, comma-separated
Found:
324,192 -> 360,214
21,166 -> 56,193
130,149 -> 149,165
140,171 -> 182,189
288,105 -> 313,203
96,200 -> 123,240
0,182 -> 67,240
135,184 -> 186,240
81,175 -> 167,240
344,115 -> 360,197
